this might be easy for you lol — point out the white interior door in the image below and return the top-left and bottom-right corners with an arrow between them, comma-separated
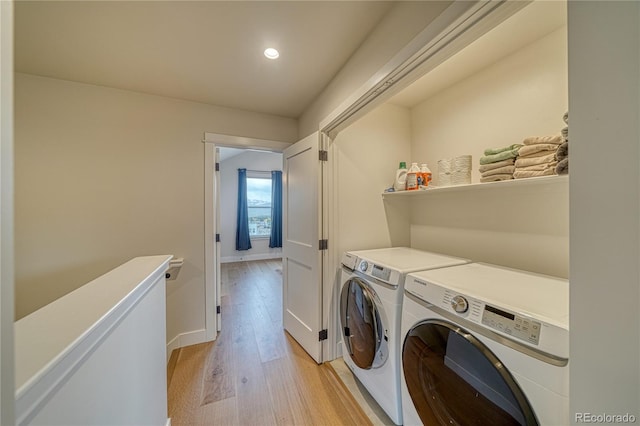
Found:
282,132 -> 323,363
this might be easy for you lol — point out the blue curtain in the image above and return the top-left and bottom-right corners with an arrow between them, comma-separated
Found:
235,168 -> 252,251
269,170 -> 283,248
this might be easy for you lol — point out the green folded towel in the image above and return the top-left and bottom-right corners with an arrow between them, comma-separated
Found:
484,144 -> 523,156
480,147 -> 521,165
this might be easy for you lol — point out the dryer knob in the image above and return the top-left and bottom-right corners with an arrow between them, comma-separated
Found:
451,295 -> 469,313
359,261 -> 368,272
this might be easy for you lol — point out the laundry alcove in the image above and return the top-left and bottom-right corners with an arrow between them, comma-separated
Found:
328,0 -> 568,282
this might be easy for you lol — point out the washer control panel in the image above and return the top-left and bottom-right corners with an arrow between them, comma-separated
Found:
370,263 -> 391,282
355,258 -> 397,285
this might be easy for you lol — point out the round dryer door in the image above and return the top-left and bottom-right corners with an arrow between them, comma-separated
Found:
340,277 -> 387,370
403,319 -> 538,426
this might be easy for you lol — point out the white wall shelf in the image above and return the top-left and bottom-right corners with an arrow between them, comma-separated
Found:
382,174 -> 568,198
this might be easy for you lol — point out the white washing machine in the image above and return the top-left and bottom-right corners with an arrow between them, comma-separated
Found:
339,247 -> 469,425
400,263 -> 569,426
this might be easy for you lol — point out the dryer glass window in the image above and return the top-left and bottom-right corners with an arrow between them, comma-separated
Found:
340,277 -> 386,369
403,319 -> 538,426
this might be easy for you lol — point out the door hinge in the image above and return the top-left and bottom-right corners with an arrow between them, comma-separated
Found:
215,162 -> 220,171
216,233 -> 220,242
319,150 -> 328,161
319,329 -> 328,341
216,305 -> 221,314
319,239 -> 328,250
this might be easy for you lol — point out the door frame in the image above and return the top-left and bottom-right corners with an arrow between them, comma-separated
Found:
0,1 -> 15,423
203,133 -> 290,341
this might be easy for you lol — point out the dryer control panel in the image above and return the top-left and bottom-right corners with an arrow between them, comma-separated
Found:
441,289 -> 540,346
405,277 -> 569,359
481,303 -> 541,346
404,264 -> 569,361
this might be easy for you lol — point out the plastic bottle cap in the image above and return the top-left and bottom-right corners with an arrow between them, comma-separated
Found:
399,162 -> 406,168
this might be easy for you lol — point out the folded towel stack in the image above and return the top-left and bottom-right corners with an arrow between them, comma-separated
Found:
479,144 -> 522,182
556,112 -> 569,175
513,134 -> 562,179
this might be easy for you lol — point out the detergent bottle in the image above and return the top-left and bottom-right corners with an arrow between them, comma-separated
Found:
420,163 -> 432,187
393,162 -> 408,191
406,162 -> 420,190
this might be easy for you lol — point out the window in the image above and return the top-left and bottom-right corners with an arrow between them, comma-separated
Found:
246,174 -> 272,237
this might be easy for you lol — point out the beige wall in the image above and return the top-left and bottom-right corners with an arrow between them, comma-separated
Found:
332,24 -> 569,278
298,1 -> 452,138
568,1 -> 640,420
14,73 -> 296,346
332,103 -> 411,256
408,26 -> 569,278
410,27 -> 568,185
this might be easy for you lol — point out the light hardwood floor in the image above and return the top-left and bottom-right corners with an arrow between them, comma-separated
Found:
167,259 -> 372,425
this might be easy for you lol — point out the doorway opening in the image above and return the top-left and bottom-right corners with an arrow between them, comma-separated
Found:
216,147 -> 284,332
203,134 -> 289,340
204,131 -> 327,364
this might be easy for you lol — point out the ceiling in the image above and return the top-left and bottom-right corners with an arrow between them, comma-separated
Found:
388,0 -> 567,108
15,1 -> 394,119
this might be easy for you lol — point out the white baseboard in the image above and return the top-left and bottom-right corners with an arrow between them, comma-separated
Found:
220,253 -> 282,263
166,328 -> 210,360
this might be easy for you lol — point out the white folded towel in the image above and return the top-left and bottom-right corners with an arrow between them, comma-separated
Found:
514,162 -> 557,172
523,134 -> 563,145
480,174 -> 514,183
514,168 -> 556,179
515,152 -> 557,167
518,144 -> 562,157
481,165 -> 515,177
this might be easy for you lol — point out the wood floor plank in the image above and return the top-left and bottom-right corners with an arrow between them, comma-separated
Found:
230,284 -> 278,425
166,347 -> 180,390
201,396 -> 240,425
167,343 -> 209,425
263,356 -> 313,426
201,295 -> 236,405
168,259 -> 373,426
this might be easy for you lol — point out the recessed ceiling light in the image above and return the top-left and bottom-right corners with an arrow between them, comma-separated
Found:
264,48 -> 280,60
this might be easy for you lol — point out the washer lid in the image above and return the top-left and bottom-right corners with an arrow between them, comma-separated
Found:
347,247 -> 469,274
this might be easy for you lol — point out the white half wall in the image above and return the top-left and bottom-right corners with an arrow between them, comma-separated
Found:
14,73 -> 297,350
218,150 -> 283,262
14,256 -> 171,426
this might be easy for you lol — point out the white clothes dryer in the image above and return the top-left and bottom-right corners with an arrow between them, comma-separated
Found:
339,247 -> 469,425
400,263 -> 569,426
